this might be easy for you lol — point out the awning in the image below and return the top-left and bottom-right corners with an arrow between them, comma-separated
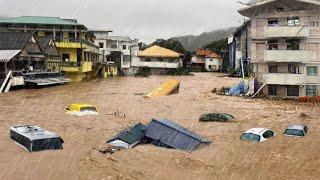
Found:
0,50 -> 21,62
24,77 -> 71,86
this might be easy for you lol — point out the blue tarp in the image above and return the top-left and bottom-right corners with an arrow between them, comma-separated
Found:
229,80 -> 247,95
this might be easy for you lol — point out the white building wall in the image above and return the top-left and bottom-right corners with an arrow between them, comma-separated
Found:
205,58 -> 222,72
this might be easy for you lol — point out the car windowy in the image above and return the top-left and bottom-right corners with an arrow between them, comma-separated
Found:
284,129 -> 304,137
240,133 -> 260,142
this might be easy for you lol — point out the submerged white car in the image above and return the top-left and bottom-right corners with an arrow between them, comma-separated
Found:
240,128 -> 276,142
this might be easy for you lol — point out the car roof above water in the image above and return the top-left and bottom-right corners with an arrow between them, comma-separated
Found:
244,128 -> 270,135
286,124 -> 306,131
10,125 -> 61,141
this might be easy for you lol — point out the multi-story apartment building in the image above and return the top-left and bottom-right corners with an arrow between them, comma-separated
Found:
0,16 -> 104,82
91,30 -> 139,76
239,0 -> 320,98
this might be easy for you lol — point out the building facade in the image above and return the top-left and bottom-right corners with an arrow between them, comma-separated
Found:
91,30 -> 139,76
0,16 -> 107,82
191,49 -> 222,72
134,45 -> 183,75
228,20 -> 251,76
239,0 -> 320,98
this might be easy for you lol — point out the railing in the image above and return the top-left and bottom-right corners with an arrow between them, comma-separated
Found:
54,37 -> 99,49
265,26 -> 309,38
47,61 -> 81,68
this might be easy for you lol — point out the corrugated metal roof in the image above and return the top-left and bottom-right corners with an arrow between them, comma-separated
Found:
107,123 -> 146,145
0,16 -> 83,27
138,45 -> 182,58
145,119 -> 210,152
0,32 -> 31,50
0,50 -> 21,62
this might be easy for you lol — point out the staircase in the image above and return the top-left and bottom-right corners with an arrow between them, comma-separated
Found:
0,71 -> 12,94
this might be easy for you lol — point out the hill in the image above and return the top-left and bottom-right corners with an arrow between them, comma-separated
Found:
172,27 -> 236,51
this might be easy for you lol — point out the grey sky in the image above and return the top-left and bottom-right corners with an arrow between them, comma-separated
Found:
0,0 -> 246,43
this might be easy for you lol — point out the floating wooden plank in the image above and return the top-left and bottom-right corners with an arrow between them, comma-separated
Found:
145,79 -> 180,98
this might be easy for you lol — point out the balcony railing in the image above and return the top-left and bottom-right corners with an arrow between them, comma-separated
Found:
265,26 -> 309,38
131,60 -> 180,69
54,37 -> 99,49
265,50 -> 316,63
263,73 -> 305,85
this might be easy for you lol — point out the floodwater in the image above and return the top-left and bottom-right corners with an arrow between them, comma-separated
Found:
0,73 -> 319,180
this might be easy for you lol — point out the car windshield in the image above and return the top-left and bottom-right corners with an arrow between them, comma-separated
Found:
240,133 -> 260,142
284,129 -> 304,137
80,106 -> 97,112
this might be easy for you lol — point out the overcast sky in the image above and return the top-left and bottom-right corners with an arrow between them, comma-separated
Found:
0,0 -> 247,43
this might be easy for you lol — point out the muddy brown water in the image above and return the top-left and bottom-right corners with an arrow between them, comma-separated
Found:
0,73 -> 319,180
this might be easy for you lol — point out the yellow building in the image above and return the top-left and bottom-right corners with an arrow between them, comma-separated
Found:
0,16 -> 117,82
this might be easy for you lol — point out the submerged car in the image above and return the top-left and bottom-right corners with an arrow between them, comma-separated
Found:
284,124 -> 308,137
10,125 -> 64,152
66,103 -> 98,116
199,113 -> 234,122
240,128 -> 276,142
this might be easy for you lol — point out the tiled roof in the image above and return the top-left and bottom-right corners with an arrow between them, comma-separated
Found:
205,52 -> 221,58
137,45 -> 182,58
0,16 -> 83,27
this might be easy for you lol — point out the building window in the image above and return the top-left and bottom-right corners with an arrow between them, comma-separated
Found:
145,58 -> 151,62
123,45 -> 127,50
310,21 -> 319,27
99,42 -> 104,48
111,44 -> 117,49
288,17 -> 299,26
268,40 -> 278,50
306,85 -> 318,97
288,64 -> 300,74
268,19 -> 278,27
268,85 -> 277,96
269,65 -> 278,73
277,7 -> 284,12
287,39 -> 300,50
287,86 -> 299,97
38,31 -> 45,37
307,66 -> 318,76
62,54 -> 70,62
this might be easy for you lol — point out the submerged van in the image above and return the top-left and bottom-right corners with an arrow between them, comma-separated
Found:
65,103 -> 98,116
10,125 -> 64,152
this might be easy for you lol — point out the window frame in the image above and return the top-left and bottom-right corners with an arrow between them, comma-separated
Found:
307,66 -> 318,76
306,84 -> 318,97
288,17 -> 300,26
268,85 -> 277,96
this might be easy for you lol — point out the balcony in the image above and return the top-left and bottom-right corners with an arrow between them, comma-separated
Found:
265,50 -> 317,63
47,61 -> 92,73
55,37 -> 99,53
262,73 -> 305,85
131,60 -> 180,69
265,26 -> 309,38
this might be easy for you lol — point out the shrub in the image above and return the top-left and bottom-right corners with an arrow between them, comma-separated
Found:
135,67 -> 151,77
165,68 -> 191,76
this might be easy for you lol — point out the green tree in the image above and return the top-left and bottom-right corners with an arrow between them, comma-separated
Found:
152,38 -> 186,54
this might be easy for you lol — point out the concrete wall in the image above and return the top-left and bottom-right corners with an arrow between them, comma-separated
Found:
204,58 -> 222,71
248,0 -> 320,97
